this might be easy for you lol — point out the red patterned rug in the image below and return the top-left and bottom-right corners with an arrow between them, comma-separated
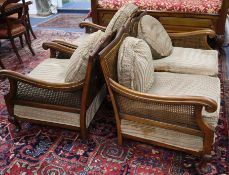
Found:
36,14 -> 87,28
0,30 -> 228,174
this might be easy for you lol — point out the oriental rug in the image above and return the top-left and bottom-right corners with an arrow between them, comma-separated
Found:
36,14 -> 87,28
0,30 -> 228,174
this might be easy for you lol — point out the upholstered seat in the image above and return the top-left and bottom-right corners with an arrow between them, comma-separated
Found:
153,47 -> 218,76
0,21 -> 25,37
147,72 -> 220,128
28,58 -> 68,83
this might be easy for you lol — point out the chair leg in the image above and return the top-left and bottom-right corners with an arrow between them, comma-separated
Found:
9,38 -> 22,63
26,13 -> 36,39
8,115 -> 21,132
19,36 -> 24,48
24,33 -> 35,56
196,154 -> 212,173
28,21 -> 36,39
0,59 -> 5,69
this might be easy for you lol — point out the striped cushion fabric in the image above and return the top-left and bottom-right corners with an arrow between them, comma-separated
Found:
105,3 -> 138,34
147,72 -> 221,128
138,15 -> 173,59
28,58 -> 68,83
118,37 -> 154,92
154,47 -> 218,76
65,30 -> 105,82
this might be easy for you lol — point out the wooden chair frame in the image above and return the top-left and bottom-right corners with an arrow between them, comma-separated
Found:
0,21 -> 118,139
99,27 -> 219,172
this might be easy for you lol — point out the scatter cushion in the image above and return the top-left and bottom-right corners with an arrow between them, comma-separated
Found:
138,15 -> 173,59
105,3 -> 138,34
154,47 -> 218,76
147,72 -> 221,129
28,58 -> 68,83
64,30 -> 105,82
118,37 -> 154,92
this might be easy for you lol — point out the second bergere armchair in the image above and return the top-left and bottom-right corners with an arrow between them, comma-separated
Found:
99,29 -> 220,172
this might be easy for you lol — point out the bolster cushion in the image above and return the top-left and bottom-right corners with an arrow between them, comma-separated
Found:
118,37 -> 154,92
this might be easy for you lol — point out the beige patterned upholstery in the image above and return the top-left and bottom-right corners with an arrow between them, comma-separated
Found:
147,72 -> 221,128
85,85 -> 106,127
154,47 -> 218,76
14,85 -> 107,129
65,30 -> 105,82
121,120 -> 203,152
14,105 -> 81,127
105,3 -> 138,34
28,58 -> 68,83
118,37 -> 154,92
138,15 -> 173,59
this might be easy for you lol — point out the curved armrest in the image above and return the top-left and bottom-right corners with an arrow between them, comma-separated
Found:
169,29 -> 216,50
0,70 -> 84,91
109,79 -> 217,113
79,21 -> 106,33
52,40 -> 78,50
42,42 -> 75,58
169,29 -> 216,38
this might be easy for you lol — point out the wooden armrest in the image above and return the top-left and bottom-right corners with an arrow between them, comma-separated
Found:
109,79 -> 217,113
79,21 -> 106,33
0,70 -> 84,91
52,40 -> 78,49
169,29 -> 216,38
169,29 -> 216,49
42,42 -> 75,58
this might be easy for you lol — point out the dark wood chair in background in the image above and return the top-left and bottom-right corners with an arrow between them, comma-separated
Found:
0,0 -> 35,68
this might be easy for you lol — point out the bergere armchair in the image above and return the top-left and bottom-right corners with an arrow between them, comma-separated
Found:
0,33 -> 114,139
0,3 -> 140,139
99,30 -> 220,172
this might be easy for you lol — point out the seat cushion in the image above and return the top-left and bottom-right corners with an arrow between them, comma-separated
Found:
154,47 -> 218,76
118,37 -> 154,92
0,21 -> 25,37
98,0 -> 222,14
65,30 -> 105,83
138,15 -> 173,59
28,58 -> 68,83
147,72 -> 221,128
105,3 -> 138,34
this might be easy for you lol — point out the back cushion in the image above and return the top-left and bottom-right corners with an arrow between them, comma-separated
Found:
105,3 -> 138,34
65,30 -> 105,82
118,37 -> 154,92
138,15 -> 173,59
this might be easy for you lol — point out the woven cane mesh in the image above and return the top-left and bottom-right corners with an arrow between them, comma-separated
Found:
171,34 -> 209,49
16,82 -> 82,108
114,92 -> 200,130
